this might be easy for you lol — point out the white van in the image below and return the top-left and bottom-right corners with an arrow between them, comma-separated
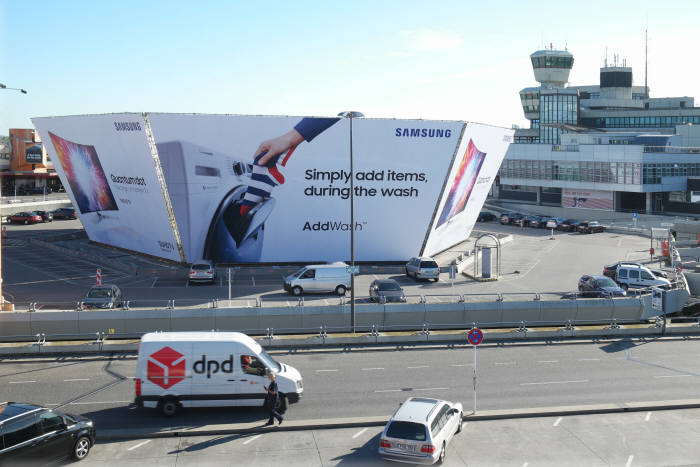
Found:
134,331 -> 303,416
615,264 -> 671,290
283,262 -> 351,296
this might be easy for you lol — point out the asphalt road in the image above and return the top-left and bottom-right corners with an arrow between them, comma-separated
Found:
1,220 -> 654,309
2,338 -> 700,434
78,408 -> 700,466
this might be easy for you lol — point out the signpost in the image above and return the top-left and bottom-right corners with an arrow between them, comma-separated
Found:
96,268 -> 102,285
466,327 -> 484,414
633,212 -> 638,228
345,265 -> 360,275
449,263 -> 456,291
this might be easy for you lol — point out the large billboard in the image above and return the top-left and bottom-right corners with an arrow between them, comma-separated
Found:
32,114 -> 182,261
562,188 -> 614,210
32,113 -> 513,263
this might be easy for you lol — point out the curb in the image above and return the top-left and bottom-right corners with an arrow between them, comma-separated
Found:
96,399 -> 700,440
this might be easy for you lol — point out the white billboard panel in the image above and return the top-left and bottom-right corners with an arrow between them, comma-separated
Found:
423,123 -> 513,257
31,114 -> 182,261
562,188 -> 613,210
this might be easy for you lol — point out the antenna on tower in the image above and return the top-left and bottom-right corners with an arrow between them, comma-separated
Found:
605,46 -> 608,67
644,28 -> 649,98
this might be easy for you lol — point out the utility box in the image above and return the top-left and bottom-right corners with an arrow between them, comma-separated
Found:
482,247 -> 492,278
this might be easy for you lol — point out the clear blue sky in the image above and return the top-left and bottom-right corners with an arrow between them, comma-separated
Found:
1,0 -> 699,134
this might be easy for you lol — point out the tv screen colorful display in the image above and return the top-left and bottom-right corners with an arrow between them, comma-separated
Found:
49,132 -> 118,214
435,139 -> 486,228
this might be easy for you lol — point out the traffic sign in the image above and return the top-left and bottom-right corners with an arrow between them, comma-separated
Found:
345,265 -> 360,275
467,328 -> 483,346
632,212 -> 638,219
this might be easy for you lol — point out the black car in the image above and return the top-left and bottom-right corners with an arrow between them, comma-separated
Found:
53,207 -> 78,220
577,221 -> 605,234
369,279 -> 406,303
527,216 -> 548,228
34,210 -> 53,222
557,219 -> 580,231
477,211 -> 497,222
578,275 -> 626,298
499,212 -> 523,225
0,402 -> 95,465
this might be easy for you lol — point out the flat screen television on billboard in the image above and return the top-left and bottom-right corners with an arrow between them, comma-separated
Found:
48,132 -> 118,214
435,139 -> 486,228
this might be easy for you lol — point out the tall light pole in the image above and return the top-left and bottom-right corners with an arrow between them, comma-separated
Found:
337,111 -> 364,333
0,82 -> 27,311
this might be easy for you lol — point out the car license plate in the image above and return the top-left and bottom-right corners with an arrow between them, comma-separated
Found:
396,443 -> 413,451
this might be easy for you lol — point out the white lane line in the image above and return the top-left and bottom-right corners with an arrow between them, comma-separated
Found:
362,367 -> 384,371
9,380 -> 36,384
520,380 -> 589,386
495,362 -> 516,365
537,360 -> 559,363
451,364 -> 472,367
373,274 -> 379,279
375,389 -> 401,393
653,374 -> 691,378
243,434 -> 263,445
127,440 -> 151,451
324,299 -> 329,305
522,463 -> 529,467
315,369 -> 339,373
151,278 -> 158,288
185,279 -> 189,288
67,400 -> 132,405
578,358 -> 601,361
645,412 -> 652,422
63,378 -> 89,382
352,428 -> 368,439
625,454 -> 634,467
251,276 -> 256,286
407,365 -> 430,369
414,387 -> 448,391
553,417 -> 562,426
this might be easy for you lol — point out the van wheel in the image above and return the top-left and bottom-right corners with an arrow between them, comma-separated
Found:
621,283 -> 629,291
291,286 -> 302,296
159,397 -> 180,417
73,436 -> 91,460
335,285 -> 347,296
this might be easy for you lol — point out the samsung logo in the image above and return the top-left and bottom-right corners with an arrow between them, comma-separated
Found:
395,128 -> 452,138
114,121 -> 142,131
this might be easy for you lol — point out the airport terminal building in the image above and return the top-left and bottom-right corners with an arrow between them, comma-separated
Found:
499,48 -> 700,215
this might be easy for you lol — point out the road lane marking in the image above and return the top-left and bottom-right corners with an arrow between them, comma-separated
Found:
653,374 -> 691,378
520,380 -> 588,386
375,389 -> 401,393
151,278 -> 158,288
451,364 -> 472,367
67,400 -> 132,405
407,365 -> 430,369
243,434 -> 262,445
553,417 -> 562,426
522,463 -> 529,467
414,387 -> 448,391
315,369 -> 339,373
495,362 -> 516,365
362,367 -> 384,371
626,455 -> 634,467
64,378 -> 89,382
9,380 -> 36,384
537,360 -> 558,363
645,412 -> 651,422
127,440 -> 151,451
352,428 -> 368,439
251,276 -> 256,286
578,358 -> 601,361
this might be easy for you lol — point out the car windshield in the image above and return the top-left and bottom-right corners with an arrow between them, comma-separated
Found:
257,349 -> 282,373
192,264 -> 210,270
378,282 -> 402,291
87,288 -> 111,298
596,277 -> 618,288
386,421 -> 427,441
420,261 -> 438,268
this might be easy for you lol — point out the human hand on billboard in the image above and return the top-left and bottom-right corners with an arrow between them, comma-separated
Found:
255,129 -> 304,166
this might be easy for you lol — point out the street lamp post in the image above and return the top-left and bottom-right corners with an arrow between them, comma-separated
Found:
337,111 -> 364,333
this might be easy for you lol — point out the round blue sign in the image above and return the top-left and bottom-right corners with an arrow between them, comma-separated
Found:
467,328 -> 483,346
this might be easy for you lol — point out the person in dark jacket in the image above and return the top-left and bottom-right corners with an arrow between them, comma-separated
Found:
263,371 -> 284,426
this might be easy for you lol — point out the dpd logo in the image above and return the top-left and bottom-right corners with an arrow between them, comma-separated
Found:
147,346 -> 186,389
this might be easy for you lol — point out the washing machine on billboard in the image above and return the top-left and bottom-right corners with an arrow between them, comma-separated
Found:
157,141 -> 274,263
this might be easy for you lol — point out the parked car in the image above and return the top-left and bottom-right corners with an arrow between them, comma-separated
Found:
53,207 -> 78,220
476,211 -> 497,222
283,262 -> 351,296
35,210 -> 53,222
557,219 -> 580,231
82,284 -> 123,309
546,217 -> 566,229
603,262 -> 669,281
189,260 -> 217,284
615,264 -> 672,291
578,274 -> 627,298
7,212 -> 42,225
499,212 -> 523,225
577,221 -> 605,234
369,279 -> 406,303
379,397 -> 463,465
405,257 -> 440,282
527,216 -> 548,228
0,402 -> 95,464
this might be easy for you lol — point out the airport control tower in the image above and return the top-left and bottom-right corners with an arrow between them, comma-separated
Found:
530,49 -> 574,87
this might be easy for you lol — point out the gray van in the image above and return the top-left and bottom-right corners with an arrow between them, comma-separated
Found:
283,262 -> 351,296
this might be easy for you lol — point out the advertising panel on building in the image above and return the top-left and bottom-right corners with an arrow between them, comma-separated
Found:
32,113 -> 513,264
562,188 -> 614,210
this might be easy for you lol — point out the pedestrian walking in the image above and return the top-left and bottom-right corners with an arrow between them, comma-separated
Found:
263,371 -> 284,426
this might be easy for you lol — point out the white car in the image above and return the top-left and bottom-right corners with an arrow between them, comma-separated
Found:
379,397 -> 463,465
189,260 -> 217,284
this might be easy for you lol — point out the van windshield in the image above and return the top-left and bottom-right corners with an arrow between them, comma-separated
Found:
291,268 -> 306,278
257,349 -> 282,373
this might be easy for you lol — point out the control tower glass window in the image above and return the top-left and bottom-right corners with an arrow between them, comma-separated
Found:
539,93 -> 578,144
531,56 -> 573,69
